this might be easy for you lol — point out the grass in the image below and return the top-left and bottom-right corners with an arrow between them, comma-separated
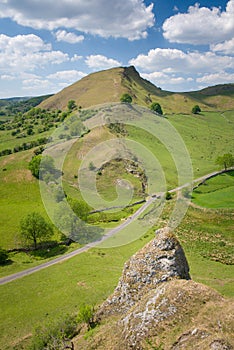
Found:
192,171 -> 234,208
0,202 -> 233,349
0,230 -> 155,349
0,105 -> 233,348
39,66 -> 234,113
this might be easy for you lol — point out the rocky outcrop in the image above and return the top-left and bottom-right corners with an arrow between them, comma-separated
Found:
97,228 -> 190,317
74,228 -> 234,350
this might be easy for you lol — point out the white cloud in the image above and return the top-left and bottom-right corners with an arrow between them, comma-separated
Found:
85,55 -> 121,69
142,71 -> 194,91
21,70 -> 86,95
55,30 -> 84,44
196,72 -> 234,85
130,48 -> 234,91
129,48 -> 234,74
211,38 -> 234,55
0,33 -> 51,53
163,0 -> 234,45
71,54 -> 83,62
48,70 -> 86,82
0,0 -> 155,40
0,34 -> 69,73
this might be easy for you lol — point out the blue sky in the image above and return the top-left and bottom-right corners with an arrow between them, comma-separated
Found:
0,0 -> 233,98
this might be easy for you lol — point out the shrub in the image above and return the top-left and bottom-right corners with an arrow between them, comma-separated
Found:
77,304 -> 95,329
192,105 -> 201,114
120,93 -> 132,103
30,314 -> 77,350
150,102 -> 163,115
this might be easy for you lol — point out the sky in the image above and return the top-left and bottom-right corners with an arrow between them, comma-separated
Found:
0,0 -> 234,98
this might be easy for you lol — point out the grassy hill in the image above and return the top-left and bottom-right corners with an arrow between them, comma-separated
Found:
39,66 -> 234,113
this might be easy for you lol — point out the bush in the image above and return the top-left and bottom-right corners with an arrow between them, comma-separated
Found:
150,102 -> 163,115
165,191 -> 172,200
77,304 -> 95,329
192,105 -> 201,114
120,93 -> 132,103
30,314 -> 77,350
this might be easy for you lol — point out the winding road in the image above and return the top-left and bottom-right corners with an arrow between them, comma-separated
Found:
0,168 -> 231,286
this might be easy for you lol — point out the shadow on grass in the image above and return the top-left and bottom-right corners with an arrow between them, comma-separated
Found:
0,259 -> 13,266
29,243 -> 68,259
226,170 -> 234,177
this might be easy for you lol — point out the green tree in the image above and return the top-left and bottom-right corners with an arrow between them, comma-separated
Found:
120,93 -> 132,103
67,99 -> 76,111
150,102 -> 163,115
68,198 -> 91,221
215,153 -> 234,170
0,247 -> 9,265
20,212 -> 53,249
192,105 -> 201,114
28,155 -> 42,179
28,155 -> 56,180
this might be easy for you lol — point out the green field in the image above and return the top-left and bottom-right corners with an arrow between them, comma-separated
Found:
0,202 -> 233,349
193,171 -> 234,208
0,105 -> 233,349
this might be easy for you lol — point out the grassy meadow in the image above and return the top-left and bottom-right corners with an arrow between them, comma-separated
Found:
192,171 -> 234,208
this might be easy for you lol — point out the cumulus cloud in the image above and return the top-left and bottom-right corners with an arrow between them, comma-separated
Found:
196,72 -> 234,85
141,71 -> 194,91
163,0 -> 234,45
0,34 -> 69,73
85,55 -> 121,69
0,0 -> 155,40
130,47 -> 234,91
129,48 -> 234,74
55,30 -> 84,44
211,38 -> 234,55
48,70 -> 86,82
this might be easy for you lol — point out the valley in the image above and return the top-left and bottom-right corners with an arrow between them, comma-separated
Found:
0,66 -> 233,349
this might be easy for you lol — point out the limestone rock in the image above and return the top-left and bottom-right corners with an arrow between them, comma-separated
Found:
97,228 -> 190,317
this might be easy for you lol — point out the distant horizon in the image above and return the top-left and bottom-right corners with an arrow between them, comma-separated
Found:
1,65 -> 234,100
0,0 -> 234,98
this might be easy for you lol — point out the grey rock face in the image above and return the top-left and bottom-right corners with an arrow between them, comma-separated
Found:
98,227 -> 190,317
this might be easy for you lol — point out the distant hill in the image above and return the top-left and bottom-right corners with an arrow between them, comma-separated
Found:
0,94 -> 53,115
39,66 -> 234,113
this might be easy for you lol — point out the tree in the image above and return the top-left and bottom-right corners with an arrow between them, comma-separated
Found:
215,153 -> 234,170
28,155 -> 42,178
150,102 -> 163,115
67,100 -> 76,111
120,93 -> 132,103
28,155 -> 56,180
192,105 -> 201,114
20,212 -> 53,249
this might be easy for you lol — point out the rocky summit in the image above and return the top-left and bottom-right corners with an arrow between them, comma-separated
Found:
74,228 -> 234,350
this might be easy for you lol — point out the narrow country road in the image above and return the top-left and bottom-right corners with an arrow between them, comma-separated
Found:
0,168 -> 231,286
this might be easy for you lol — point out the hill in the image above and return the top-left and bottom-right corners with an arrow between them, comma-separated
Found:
0,94 -> 53,115
39,66 -> 234,113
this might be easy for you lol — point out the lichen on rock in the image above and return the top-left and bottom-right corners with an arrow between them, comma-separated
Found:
97,227 -> 190,318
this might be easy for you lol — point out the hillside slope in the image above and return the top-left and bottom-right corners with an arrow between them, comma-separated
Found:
39,66 -> 234,113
